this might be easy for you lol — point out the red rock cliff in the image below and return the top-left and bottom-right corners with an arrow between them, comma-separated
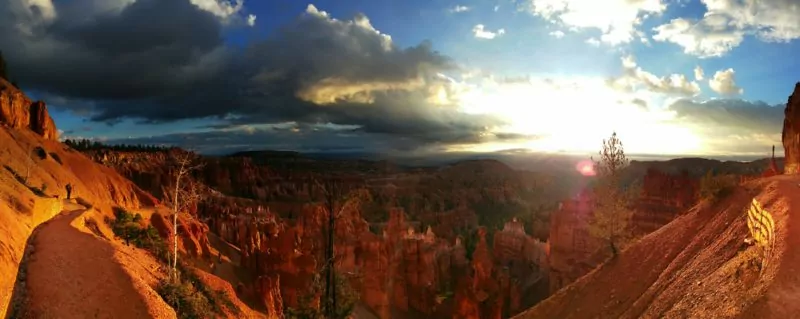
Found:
632,168 -> 698,235
0,78 -> 57,139
783,82 -> 800,174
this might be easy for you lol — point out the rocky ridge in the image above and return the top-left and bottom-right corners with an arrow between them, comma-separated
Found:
0,78 -> 57,140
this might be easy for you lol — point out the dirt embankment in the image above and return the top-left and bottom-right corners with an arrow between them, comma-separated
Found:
0,126 -> 156,318
12,205 -> 176,318
514,175 -> 800,319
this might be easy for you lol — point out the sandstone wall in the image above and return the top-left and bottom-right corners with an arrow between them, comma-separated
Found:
0,78 -> 57,140
783,82 -> 800,174
0,198 -> 62,318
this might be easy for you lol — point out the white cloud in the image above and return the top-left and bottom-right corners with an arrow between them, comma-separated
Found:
694,66 -> 704,81
653,0 -> 800,57
652,16 -> 744,58
523,0 -> 666,45
609,55 -> 701,96
305,4 -> 393,51
494,5 -> 500,12
190,0 -> 244,20
709,68 -> 743,95
586,37 -> 601,46
22,0 -> 57,21
473,24 -> 506,39
247,14 -> 256,26
549,30 -> 565,38
451,5 -> 471,13
305,3 -> 329,17
6,0 -> 59,34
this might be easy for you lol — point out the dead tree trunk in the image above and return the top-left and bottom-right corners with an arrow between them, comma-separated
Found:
168,152 -> 203,282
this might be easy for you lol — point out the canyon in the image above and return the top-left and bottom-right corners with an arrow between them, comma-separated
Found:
1,72 -> 793,318
70,138 -> 776,317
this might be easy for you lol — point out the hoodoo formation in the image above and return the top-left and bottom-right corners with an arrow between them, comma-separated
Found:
0,78 -> 57,140
782,82 -> 800,174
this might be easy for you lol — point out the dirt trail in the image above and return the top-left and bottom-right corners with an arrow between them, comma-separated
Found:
18,204 -> 173,319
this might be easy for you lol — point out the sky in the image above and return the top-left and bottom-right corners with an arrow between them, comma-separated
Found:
1,0 -> 798,158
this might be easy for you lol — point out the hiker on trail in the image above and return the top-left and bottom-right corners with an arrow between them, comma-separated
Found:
65,183 -> 72,199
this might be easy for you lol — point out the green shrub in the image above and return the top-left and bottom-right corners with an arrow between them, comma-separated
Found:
109,209 -> 160,248
699,171 -> 738,202
157,280 -> 213,319
107,208 -> 238,318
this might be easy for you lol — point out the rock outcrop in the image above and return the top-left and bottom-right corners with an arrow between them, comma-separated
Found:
763,146 -> 781,177
782,82 -> 800,174
547,189 -> 603,294
0,78 -> 57,140
632,168 -> 698,235
150,212 -> 213,258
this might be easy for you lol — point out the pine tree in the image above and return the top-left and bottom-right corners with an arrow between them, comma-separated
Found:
588,132 -> 635,257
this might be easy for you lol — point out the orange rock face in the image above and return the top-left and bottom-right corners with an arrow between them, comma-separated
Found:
548,189 -> 602,294
149,212 -> 213,259
0,78 -> 58,140
492,219 -> 549,315
255,274 -> 284,319
633,168 -> 699,235
783,82 -> 800,174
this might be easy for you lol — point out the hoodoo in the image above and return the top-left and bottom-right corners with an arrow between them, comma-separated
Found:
0,78 -> 57,140
781,82 -> 800,173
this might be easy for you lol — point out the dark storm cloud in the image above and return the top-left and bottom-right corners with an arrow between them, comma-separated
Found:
667,99 -> 783,135
106,126 -> 439,155
1,1 -> 503,151
1,0 -> 228,101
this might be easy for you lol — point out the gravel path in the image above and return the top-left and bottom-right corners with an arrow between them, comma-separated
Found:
20,206 -> 169,319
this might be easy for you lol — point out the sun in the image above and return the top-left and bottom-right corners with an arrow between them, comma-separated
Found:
458,77 -> 705,155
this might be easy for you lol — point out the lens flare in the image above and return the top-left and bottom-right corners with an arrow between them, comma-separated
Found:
576,160 -> 595,176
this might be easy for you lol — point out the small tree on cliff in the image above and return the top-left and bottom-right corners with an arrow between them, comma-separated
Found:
165,151 -> 204,282
315,178 -> 369,319
589,132 -> 635,257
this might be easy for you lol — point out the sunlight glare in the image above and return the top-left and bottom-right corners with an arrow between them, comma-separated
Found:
458,76 -> 705,155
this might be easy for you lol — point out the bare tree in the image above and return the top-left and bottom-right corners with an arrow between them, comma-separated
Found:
315,178 -> 369,319
589,132 -> 635,257
165,151 -> 204,281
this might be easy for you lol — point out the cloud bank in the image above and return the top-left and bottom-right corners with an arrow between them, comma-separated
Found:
1,1 -> 522,153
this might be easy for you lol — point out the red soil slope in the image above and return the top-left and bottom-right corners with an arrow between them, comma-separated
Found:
0,127 -> 157,318
514,175 -> 800,319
